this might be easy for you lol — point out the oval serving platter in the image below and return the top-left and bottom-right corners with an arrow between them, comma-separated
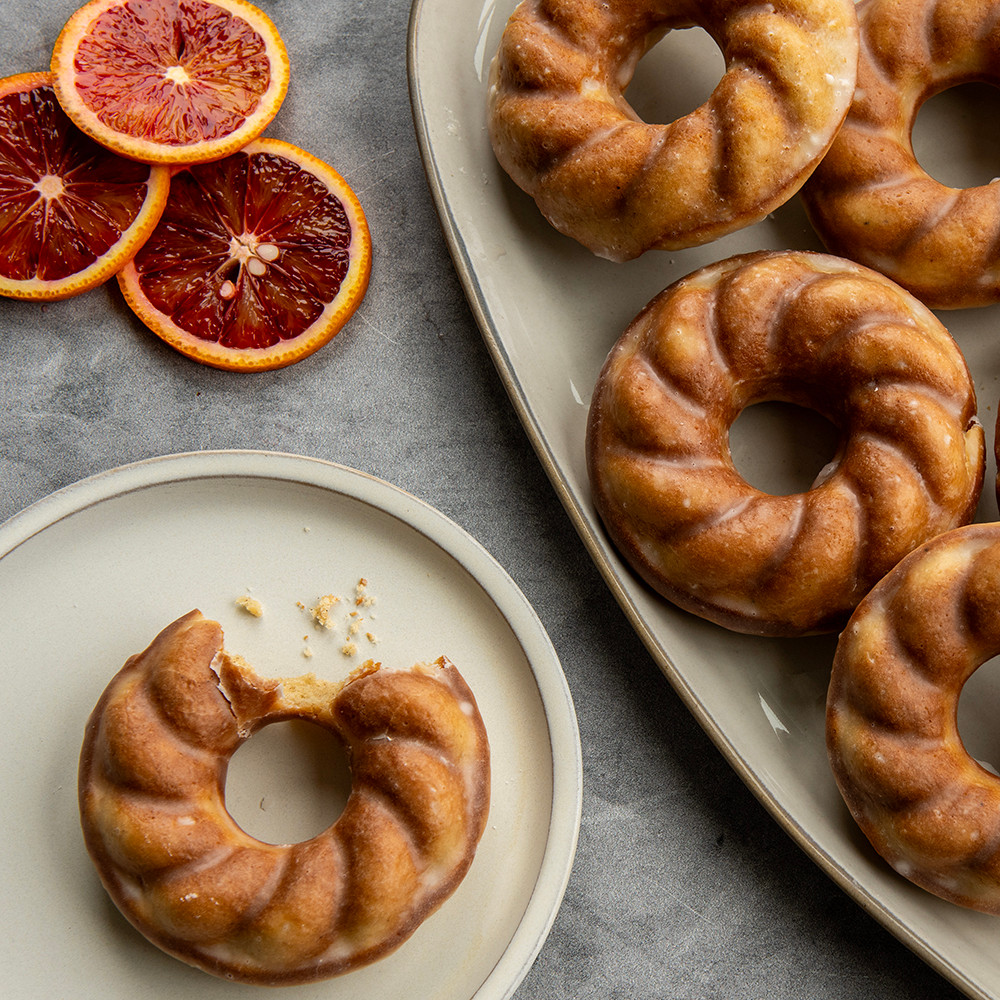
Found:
407,1 -> 1000,997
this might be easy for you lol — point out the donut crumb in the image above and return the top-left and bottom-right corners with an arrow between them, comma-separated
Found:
355,578 -> 376,607
296,580 -> 380,657
310,594 -> 341,629
236,595 -> 264,618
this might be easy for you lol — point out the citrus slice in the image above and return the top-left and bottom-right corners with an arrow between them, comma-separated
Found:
0,71 -> 170,301
117,137 -> 372,371
51,0 -> 290,165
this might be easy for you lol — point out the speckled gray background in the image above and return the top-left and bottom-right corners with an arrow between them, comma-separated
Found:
0,1 -> 968,998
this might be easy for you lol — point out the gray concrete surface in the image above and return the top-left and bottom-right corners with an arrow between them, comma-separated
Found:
0,1 -> 969,997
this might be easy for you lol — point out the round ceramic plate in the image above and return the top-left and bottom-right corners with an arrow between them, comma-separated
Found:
0,450 -> 582,1000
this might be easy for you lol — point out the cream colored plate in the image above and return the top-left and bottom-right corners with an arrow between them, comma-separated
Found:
0,451 -> 581,999
408,2 -> 1000,997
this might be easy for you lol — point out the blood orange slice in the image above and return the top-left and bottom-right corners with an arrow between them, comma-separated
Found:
117,137 -> 372,371
51,0 -> 290,165
0,71 -> 170,300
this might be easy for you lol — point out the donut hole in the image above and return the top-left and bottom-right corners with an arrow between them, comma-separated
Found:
625,25 -> 725,125
958,654 -> 1000,776
225,719 -> 352,844
912,82 -> 1000,188
729,401 -> 840,495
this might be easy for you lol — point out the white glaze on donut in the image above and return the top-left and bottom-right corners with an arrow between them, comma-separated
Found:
78,611 -> 490,984
586,250 -> 984,636
488,0 -> 859,260
828,523 -> 1000,912
802,0 -> 1000,308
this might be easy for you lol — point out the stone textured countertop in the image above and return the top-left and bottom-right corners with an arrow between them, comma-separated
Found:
0,1 -> 968,998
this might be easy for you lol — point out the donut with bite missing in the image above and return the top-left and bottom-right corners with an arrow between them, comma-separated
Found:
78,610 -> 491,985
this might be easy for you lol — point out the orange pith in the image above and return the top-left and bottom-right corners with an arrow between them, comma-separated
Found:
51,0 -> 290,165
0,71 -> 170,301
117,138 -> 372,371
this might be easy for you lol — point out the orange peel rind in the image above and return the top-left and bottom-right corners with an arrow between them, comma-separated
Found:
117,138 -> 372,372
51,0 -> 291,166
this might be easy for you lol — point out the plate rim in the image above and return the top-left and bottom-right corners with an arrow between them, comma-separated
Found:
0,448 -> 584,1000
404,1 -> 985,997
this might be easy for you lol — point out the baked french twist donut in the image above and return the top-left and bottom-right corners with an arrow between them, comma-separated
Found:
78,610 -> 491,985
586,250 -> 984,636
487,0 -> 859,261
828,523 -> 1000,912
802,0 -> 1000,309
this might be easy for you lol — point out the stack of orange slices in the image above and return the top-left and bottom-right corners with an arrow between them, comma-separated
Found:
0,0 -> 371,371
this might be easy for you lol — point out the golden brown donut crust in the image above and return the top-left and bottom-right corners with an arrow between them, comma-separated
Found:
487,0 -> 859,261
802,0 -> 1000,309
78,611 -> 491,985
828,523 -> 1000,913
586,250 -> 984,636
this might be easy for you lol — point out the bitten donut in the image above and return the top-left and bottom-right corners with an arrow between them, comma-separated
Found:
586,250 -> 984,636
802,0 -> 1000,309
78,611 -> 491,985
828,523 -> 1000,913
487,0 -> 859,261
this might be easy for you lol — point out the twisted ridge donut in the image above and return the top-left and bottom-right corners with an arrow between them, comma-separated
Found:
828,523 -> 1000,912
802,0 -> 1000,309
487,0 -> 859,261
586,250 -> 984,636
78,611 -> 491,985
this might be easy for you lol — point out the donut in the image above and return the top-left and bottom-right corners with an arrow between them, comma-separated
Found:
78,610 -> 491,985
585,249 -> 984,636
801,0 -> 1000,309
827,523 -> 1000,912
486,0 -> 859,261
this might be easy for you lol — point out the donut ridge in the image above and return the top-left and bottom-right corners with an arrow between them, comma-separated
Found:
828,523 -> 1000,912
487,0 -> 859,261
802,0 -> 1000,309
586,250 -> 984,636
78,611 -> 491,985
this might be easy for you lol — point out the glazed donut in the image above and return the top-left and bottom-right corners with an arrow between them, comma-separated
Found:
586,250 -> 984,636
828,523 -> 1000,912
487,0 -> 859,261
802,0 -> 1000,309
78,611 -> 491,985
